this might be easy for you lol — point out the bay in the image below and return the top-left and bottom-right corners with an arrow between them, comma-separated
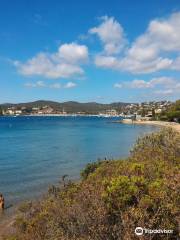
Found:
0,116 -> 158,206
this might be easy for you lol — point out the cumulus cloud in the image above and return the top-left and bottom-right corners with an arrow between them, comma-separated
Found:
154,89 -> 174,96
15,11 -> 180,96
64,82 -> 77,88
114,79 -> 152,89
50,83 -> 61,89
171,57 -> 180,70
15,43 -> 88,79
114,77 -> 178,89
92,12 -> 180,74
95,55 -> 119,68
56,43 -> 88,63
154,80 -> 180,96
24,81 -> 46,88
25,81 -> 77,89
128,79 -> 152,89
113,83 -> 122,88
149,76 -> 176,87
89,16 -> 127,55
114,76 -> 179,97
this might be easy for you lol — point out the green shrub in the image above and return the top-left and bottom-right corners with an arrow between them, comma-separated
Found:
102,175 -> 139,209
5,129 -> 180,240
160,100 -> 180,122
80,160 -> 106,180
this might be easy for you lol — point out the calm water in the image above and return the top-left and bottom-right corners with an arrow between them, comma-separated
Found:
0,116 -> 158,206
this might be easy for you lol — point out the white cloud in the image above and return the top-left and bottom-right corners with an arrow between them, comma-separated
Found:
129,79 -> 152,89
114,77 -> 178,89
24,81 -> 46,88
154,79 -> 180,96
175,82 -> 180,90
114,76 -> 179,97
14,11 -> 180,95
89,16 -> 127,55
148,12 -> 180,52
126,13 -> 180,62
114,83 -> 123,88
92,12 -> 180,74
114,79 -> 152,89
154,89 -> 174,95
57,43 -> 88,63
171,57 -> 180,70
95,55 -> 119,68
64,82 -> 77,88
149,76 -> 176,87
16,43 -> 88,79
118,56 -> 172,74
25,81 -> 77,89
50,83 -> 61,89
95,55 -> 173,74
114,83 -> 122,88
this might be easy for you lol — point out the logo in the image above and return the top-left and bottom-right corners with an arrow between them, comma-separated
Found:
135,227 -> 173,236
135,227 -> 143,236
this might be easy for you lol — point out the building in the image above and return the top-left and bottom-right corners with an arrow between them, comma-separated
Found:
155,108 -> 162,114
106,109 -> 117,116
15,110 -> 22,115
6,108 -> 15,115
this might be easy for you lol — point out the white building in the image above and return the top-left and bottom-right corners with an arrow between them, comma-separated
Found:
15,110 -> 22,115
155,108 -> 162,114
106,109 -> 117,116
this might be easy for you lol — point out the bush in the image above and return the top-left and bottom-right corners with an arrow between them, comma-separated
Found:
80,160 -> 105,180
160,100 -> 180,122
5,129 -> 180,240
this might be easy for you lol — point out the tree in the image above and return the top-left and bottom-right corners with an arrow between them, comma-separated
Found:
161,100 -> 180,122
0,107 -> 3,115
152,108 -> 156,120
141,108 -> 146,117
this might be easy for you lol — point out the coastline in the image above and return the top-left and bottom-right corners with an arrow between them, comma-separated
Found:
121,119 -> 180,133
0,114 -> 120,118
0,118 -> 179,238
2,127 -> 179,239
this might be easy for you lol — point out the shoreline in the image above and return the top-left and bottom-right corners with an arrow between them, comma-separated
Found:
0,114 -> 120,118
121,119 -> 180,133
0,119 -> 179,237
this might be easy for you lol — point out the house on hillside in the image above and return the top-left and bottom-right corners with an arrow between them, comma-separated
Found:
106,109 -> 117,116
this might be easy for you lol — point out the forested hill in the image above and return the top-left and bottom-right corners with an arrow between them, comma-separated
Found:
0,100 -> 130,114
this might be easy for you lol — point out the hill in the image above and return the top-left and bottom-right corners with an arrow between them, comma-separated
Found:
0,100 -> 130,114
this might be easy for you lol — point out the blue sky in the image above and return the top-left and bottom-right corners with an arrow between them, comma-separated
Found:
0,0 -> 180,103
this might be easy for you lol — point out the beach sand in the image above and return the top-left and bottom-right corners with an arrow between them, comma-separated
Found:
130,120 -> 180,133
118,119 -> 180,133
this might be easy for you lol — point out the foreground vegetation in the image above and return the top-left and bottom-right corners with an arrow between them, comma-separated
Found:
5,128 -> 180,240
159,100 -> 180,122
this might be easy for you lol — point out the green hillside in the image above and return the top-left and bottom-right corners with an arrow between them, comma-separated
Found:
0,100 -> 130,114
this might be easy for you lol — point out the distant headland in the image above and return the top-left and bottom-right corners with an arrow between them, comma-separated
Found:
0,100 -> 179,121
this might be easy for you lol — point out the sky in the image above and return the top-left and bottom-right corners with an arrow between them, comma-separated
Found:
0,0 -> 180,103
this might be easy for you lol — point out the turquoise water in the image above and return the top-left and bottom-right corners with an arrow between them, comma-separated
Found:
0,116 -> 158,206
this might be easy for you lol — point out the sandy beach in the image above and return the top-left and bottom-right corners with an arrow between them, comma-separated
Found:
121,119 -> 180,133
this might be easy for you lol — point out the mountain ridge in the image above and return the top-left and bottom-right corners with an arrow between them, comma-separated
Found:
0,100 -> 131,114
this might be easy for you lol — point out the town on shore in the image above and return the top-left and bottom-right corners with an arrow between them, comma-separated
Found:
1,100 -> 179,122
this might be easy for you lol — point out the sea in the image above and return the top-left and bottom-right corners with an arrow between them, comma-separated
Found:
0,116 -> 158,208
